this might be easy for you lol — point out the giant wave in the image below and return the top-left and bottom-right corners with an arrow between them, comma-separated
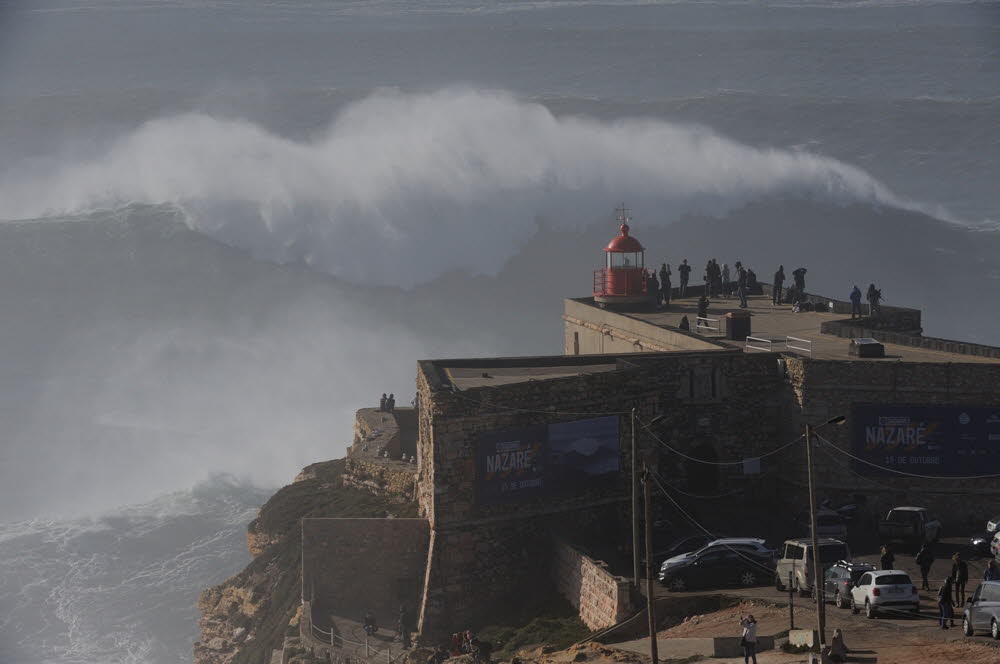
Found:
0,88 -> 933,288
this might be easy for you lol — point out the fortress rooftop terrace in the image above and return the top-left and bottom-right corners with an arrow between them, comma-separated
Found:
564,292 -> 1000,365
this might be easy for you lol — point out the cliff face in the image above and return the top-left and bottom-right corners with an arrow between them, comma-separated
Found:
195,458 -> 419,664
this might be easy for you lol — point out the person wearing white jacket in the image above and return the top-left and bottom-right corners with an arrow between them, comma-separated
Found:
739,615 -> 758,664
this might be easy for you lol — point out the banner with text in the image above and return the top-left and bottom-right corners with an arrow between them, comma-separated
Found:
851,404 -> 1000,476
476,416 -> 621,505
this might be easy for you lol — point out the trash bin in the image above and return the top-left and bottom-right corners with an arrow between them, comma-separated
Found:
724,310 -> 752,341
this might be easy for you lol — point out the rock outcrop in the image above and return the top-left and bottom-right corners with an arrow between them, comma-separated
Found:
195,458 -> 419,664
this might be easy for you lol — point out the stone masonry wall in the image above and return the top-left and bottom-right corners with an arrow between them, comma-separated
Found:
782,357 -> 1000,527
552,539 -> 631,630
415,351 -> 787,636
301,518 -> 430,632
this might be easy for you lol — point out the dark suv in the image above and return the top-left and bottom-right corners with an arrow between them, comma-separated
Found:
823,560 -> 876,609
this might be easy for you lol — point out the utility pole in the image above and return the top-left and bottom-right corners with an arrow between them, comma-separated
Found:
632,408 -> 640,588
642,465 -> 659,664
805,423 -> 826,650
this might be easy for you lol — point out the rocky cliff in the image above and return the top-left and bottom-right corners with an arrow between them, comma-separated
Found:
195,458 -> 419,664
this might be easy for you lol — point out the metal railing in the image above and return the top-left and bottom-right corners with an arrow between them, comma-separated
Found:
745,336 -> 775,352
309,624 -> 401,664
744,335 -> 813,355
694,316 -> 720,334
785,336 -> 813,356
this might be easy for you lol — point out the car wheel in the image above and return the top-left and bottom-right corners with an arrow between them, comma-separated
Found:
798,583 -> 810,598
865,599 -> 876,619
992,619 -> 999,640
835,591 -> 846,609
775,575 -> 785,592
963,616 -> 973,636
740,570 -> 757,587
667,577 -> 687,592
850,597 -> 859,615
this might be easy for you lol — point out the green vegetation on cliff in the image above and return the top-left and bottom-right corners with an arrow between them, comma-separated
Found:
197,458 -> 419,664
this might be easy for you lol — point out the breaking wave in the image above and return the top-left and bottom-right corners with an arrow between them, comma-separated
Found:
0,88 -> 930,287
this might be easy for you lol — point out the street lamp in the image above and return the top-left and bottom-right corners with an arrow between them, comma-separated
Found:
805,414 -> 845,655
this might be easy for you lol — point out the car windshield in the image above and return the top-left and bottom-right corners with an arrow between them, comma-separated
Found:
850,570 -> 869,583
875,574 -> 911,585
887,510 -> 920,524
818,544 -> 848,563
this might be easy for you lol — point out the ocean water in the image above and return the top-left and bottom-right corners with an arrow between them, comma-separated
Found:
0,1 -> 997,661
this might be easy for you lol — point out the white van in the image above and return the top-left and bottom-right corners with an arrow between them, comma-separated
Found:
774,538 -> 851,595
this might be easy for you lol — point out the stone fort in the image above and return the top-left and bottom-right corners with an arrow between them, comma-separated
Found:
299,223 -> 1000,653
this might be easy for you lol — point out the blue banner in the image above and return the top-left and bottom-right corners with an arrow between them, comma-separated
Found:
476,416 -> 621,505
851,404 -> 1000,476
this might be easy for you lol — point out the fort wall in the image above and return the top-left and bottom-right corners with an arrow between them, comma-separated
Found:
415,351 -> 787,636
552,539 -> 632,631
782,357 -> 1000,525
562,298 -> 725,355
301,518 -> 430,631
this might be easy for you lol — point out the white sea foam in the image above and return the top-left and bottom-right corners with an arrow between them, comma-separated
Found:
0,88 -> 926,287
0,477 -> 267,664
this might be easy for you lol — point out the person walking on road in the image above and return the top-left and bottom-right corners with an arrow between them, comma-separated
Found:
879,544 -> 895,570
722,263 -> 731,298
938,576 -> 955,629
678,259 -> 691,298
739,614 -> 758,664
915,543 -> 934,590
952,553 -> 969,606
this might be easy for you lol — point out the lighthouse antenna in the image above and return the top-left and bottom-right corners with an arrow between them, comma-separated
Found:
615,203 -> 631,225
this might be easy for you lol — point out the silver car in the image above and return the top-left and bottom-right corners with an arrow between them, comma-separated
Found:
964,581 -> 1000,639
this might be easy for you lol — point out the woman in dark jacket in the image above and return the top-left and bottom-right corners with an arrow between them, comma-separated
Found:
879,544 -> 895,570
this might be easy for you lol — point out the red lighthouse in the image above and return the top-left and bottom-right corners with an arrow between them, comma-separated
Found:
593,205 -> 652,309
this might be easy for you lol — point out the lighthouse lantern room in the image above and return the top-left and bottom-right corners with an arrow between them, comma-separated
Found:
593,205 -> 653,310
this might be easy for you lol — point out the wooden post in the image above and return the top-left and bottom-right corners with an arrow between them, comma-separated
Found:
643,466 -> 658,664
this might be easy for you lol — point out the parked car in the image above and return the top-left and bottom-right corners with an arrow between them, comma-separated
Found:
823,560 -> 876,609
793,510 -> 848,540
986,515 -> 1000,533
775,538 -> 851,595
652,533 -> 720,568
963,580 -> 1000,639
970,532 -> 993,557
658,543 -> 773,592
877,507 -> 941,548
849,570 -> 920,618
659,537 -> 775,576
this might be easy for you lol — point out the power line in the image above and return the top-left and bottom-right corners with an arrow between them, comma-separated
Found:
636,415 -> 803,466
648,471 -> 777,576
813,433 -> 1000,481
